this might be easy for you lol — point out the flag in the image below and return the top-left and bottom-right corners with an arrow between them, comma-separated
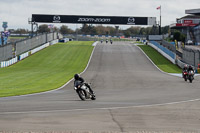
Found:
157,6 -> 161,10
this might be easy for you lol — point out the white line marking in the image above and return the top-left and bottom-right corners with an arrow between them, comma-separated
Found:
1,98 -> 200,115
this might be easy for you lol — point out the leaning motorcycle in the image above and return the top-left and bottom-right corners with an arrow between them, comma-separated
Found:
188,70 -> 194,83
74,81 -> 96,101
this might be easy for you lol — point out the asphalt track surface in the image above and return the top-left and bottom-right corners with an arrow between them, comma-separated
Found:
0,42 -> 200,132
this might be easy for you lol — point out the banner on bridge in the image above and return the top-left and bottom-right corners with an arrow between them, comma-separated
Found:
32,14 -> 156,26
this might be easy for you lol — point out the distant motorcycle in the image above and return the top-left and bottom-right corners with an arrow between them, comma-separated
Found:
182,70 -> 188,81
74,81 -> 96,101
182,70 -> 194,83
188,70 -> 194,83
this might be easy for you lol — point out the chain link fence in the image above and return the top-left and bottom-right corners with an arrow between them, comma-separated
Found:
0,32 -> 58,62
0,44 -> 13,62
182,47 -> 200,68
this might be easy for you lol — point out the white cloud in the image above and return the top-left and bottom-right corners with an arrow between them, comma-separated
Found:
0,0 -> 200,31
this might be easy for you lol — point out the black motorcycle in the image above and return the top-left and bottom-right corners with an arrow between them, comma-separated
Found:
74,81 -> 96,101
188,70 -> 194,83
182,70 -> 194,83
182,70 -> 188,81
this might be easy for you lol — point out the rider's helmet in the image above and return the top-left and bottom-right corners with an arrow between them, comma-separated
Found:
184,64 -> 188,69
189,65 -> 192,69
74,74 -> 80,80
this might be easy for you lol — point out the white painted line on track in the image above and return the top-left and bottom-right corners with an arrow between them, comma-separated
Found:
1,98 -> 200,115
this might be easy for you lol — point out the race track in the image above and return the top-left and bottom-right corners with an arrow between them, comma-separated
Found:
0,42 -> 200,132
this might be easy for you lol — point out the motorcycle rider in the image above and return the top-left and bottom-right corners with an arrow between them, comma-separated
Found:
187,65 -> 195,82
74,74 -> 94,94
188,65 -> 194,73
182,64 -> 188,77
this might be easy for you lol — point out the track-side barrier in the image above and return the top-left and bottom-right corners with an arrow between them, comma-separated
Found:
149,41 -> 176,64
0,39 -> 59,68
0,57 -> 18,68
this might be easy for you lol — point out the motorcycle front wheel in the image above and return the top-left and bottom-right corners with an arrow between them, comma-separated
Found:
183,76 -> 187,81
189,77 -> 193,83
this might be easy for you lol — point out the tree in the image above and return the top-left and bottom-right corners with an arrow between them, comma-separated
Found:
106,26 -> 116,36
161,26 -> 170,34
139,28 -> 145,35
13,29 -> 29,34
38,24 -> 50,33
173,30 -> 181,41
81,24 -> 89,34
172,30 -> 185,42
124,30 -> 131,37
53,27 -> 59,32
129,26 -> 141,35
60,25 -> 74,35
95,26 -> 106,35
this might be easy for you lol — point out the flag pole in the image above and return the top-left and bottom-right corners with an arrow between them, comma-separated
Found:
159,5 -> 161,35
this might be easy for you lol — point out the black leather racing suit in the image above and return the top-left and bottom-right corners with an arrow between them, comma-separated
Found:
74,77 -> 94,94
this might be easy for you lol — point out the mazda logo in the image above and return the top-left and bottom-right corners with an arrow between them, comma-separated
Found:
53,15 -> 60,21
128,17 -> 135,23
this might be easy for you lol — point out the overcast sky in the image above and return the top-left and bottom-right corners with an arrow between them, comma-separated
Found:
0,0 -> 200,31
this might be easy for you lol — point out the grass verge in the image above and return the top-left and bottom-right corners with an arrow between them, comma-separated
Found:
9,36 -> 27,39
0,41 -> 94,97
138,45 -> 182,73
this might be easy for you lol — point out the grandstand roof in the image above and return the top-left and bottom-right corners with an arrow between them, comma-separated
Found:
185,9 -> 200,15
179,15 -> 200,19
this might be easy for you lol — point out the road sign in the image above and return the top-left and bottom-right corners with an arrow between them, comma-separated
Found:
2,22 -> 8,29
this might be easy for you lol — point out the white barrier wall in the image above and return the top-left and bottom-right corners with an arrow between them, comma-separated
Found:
148,42 -> 176,64
19,52 -> 29,60
1,57 -> 18,68
50,39 -> 59,45
31,43 -> 50,54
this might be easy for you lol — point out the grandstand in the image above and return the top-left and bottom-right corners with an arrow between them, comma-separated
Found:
170,8 -> 200,45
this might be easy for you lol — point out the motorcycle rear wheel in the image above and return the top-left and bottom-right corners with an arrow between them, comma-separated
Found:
184,77 -> 187,81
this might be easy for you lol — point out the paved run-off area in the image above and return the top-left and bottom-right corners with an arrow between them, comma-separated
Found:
0,42 -> 200,132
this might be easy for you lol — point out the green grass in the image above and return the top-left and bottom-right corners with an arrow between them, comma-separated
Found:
138,45 -> 182,73
0,41 -> 94,97
135,41 -> 143,44
9,36 -> 27,39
